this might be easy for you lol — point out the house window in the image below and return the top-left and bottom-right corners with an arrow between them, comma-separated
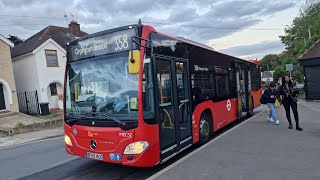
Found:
45,50 -> 59,67
50,83 -> 57,96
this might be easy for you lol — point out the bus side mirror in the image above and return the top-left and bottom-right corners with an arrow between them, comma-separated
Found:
128,50 -> 140,74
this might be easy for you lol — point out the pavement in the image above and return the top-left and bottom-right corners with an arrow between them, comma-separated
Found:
0,127 -> 64,148
150,101 -> 320,180
299,100 -> 320,112
0,111 -> 62,136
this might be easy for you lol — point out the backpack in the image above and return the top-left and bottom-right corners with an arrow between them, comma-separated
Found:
260,95 -> 267,104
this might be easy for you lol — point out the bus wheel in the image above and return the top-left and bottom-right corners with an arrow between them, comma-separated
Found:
199,114 -> 211,145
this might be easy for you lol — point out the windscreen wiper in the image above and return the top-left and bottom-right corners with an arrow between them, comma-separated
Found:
65,115 -> 95,123
85,112 -> 127,127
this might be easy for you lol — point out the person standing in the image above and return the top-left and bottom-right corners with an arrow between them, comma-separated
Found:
263,82 -> 281,125
279,76 -> 303,131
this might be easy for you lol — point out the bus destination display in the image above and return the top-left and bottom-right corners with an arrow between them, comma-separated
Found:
70,28 -> 136,61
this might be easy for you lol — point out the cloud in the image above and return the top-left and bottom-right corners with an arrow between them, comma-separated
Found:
0,0 -> 295,40
219,40 -> 285,58
0,0 -> 295,61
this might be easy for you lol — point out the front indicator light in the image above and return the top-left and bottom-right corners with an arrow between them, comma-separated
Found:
123,141 -> 149,155
65,135 -> 73,146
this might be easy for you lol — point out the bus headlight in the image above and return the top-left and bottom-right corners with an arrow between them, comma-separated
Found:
65,135 -> 73,146
123,141 -> 149,155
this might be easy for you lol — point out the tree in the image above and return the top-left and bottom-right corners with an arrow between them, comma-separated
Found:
7,35 -> 23,46
260,54 -> 280,71
273,66 -> 287,84
261,1 -> 320,83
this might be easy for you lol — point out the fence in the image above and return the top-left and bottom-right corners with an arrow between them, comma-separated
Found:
17,90 -> 40,115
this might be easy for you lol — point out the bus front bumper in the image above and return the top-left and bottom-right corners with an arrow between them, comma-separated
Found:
65,134 -> 160,167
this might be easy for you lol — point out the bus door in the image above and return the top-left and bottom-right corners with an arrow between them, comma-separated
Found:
236,62 -> 250,118
153,55 -> 193,162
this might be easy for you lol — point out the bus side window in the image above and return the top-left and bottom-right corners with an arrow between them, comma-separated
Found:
191,70 -> 215,101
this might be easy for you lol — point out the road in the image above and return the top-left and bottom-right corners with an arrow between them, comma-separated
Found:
0,107 -> 264,180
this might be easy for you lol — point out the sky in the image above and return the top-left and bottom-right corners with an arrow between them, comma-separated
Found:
0,0 -> 305,60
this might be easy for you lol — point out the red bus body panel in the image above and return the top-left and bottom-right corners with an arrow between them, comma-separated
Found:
191,98 -> 238,144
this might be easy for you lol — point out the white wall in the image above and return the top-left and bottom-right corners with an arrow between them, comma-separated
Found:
35,41 -> 66,104
12,55 -> 41,93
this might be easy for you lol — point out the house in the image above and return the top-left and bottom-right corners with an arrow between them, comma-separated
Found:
0,34 -> 19,112
299,38 -> 320,100
11,21 -> 87,111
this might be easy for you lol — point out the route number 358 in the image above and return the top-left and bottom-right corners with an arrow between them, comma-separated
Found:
114,35 -> 128,51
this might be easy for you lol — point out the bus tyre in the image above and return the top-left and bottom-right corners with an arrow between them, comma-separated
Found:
199,114 -> 211,145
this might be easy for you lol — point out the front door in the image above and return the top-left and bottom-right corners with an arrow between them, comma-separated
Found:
0,84 -> 6,110
154,55 -> 192,161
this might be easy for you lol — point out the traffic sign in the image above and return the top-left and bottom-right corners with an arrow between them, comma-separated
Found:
286,64 -> 293,71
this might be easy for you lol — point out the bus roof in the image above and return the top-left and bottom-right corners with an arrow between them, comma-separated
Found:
66,23 -> 259,66
156,31 -> 257,65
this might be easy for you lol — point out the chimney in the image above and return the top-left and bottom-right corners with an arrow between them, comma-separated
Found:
69,20 -> 81,37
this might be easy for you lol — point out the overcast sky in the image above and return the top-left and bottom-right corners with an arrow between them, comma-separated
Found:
0,0 -> 305,60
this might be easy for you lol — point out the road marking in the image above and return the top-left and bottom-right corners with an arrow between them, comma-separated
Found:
0,136 -> 63,151
146,110 -> 265,180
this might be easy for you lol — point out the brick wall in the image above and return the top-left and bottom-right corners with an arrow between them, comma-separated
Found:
0,39 -> 19,112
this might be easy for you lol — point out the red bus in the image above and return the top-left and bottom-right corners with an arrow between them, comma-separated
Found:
64,22 -> 262,167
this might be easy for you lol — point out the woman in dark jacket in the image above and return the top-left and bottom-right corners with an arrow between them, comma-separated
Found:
263,82 -> 281,125
279,76 -> 303,131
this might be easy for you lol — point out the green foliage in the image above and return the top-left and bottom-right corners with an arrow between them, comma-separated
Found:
7,35 -> 23,46
14,122 -> 25,128
260,54 -> 280,71
273,66 -> 286,84
261,2 -> 320,83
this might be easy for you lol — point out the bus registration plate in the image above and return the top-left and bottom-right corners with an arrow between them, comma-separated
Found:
86,152 -> 103,160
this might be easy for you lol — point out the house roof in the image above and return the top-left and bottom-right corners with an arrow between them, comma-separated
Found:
299,38 -> 320,60
11,25 -> 87,58
0,34 -> 14,47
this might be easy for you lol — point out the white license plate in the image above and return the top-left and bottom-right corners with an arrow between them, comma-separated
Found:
86,152 -> 103,160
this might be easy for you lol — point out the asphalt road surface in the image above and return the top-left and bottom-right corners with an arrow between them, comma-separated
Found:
0,107 -> 264,180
